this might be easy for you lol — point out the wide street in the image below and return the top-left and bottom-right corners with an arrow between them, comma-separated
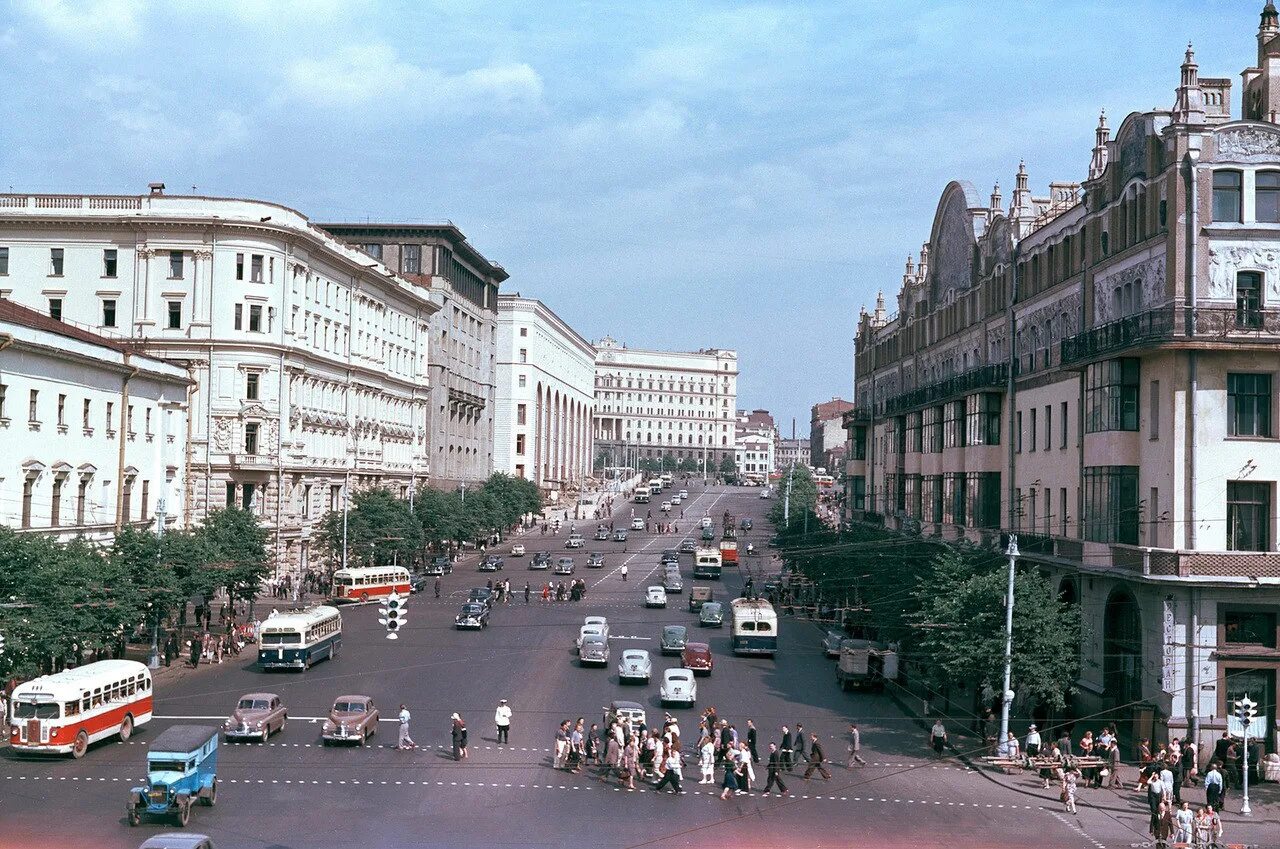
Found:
0,484 -> 1272,848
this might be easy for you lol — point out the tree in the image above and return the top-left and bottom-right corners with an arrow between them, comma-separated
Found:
316,489 -> 423,569
768,464 -> 818,527
718,455 -> 737,479
413,486 -> 461,547
196,508 -> 269,604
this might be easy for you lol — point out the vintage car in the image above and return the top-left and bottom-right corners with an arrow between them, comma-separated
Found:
509,544 -> 526,557
612,529 -> 629,542
409,573 -> 429,595
682,641 -> 714,676
645,586 -> 667,608
479,555 -> 504,572
579,635 -> 609,667
659,668 -> 697,707
530,551 -> 552,570
688,586 -> 713,612
630,517 -> 645,530
662,568 -> 683,594
617,650 -> 652,685
321,695 -> 379,745
583,615 -> 609,641
468,587 -> 495,610
700,527 -> 716,541
823,630 -> 850,658
660,501 -> 672,513
603,699 -> 646,730
577,624 -> 607,649
679,489 -> 688,499
699,517 -> 713,529
222,693 -> 286,743
594,526 -> 611,541
127,725 -> 218,828
740,518 -> 754,531
554,557 -> 576,575
425,555 -> 454,576
660,549 -> 679,565
136,835 -> 217,849
678,538 -> 697,554
671,494 -> 682,505
660,625 -> 688,655
565,534 -> 585,549
455,603 -> 489,630
699,601 -> 725,628
586,551 -> 606,569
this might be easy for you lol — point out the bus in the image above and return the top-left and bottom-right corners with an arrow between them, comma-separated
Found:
8,660 -> 153,758
815,474 -> 835,491
660,473 -> 673,487
633,486 -> 651,504
719,538 -> 739,566
331,565 -> 411,604
692,547 -> 722,579
258,606 -> 343,670
648,478 -> 663,494
730,598 -> 778,656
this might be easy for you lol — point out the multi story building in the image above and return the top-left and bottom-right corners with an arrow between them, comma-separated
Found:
735,408 -> 778,482
592,337 -> 738,470
811,397 -> 854,469
847,13 -> 1280,752
777,437 -> 810,469
0,188 -> 438,575
0,299 -> 190,541
318,222 -> 506,490
494,294 -> 595,489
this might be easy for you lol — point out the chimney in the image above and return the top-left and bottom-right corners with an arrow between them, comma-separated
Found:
148,182 -> 166,196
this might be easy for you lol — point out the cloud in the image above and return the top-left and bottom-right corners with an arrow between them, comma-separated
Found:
284,43 -> 543,113
85,75 -> 249,158
17,0 -> 145,40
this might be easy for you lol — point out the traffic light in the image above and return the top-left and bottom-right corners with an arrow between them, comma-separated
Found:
379,593 -> 406,640
1235,695 -> 1258,727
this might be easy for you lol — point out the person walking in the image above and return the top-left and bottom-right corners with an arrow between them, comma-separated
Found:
397,704 -> 417,750
1174,801 -> 1194,846
738,741 -> 756,789
188,637 -> 200,668
803,734 -> 831,780
434,577 -> 441,598
622,734 -> 639,790
620,563 -> 628,582
524,582 -> 531,604
763,742 -> 789,796
554,720 -> 570,769
792,723 -> 806,767
1106,738 -> 1124,789
495,699 -> 512,744
699,735 -> 715,783
779,725 -> 793,772
1025,724 -> 1042,758
1146,770 -> 1166,831
746,719 -> 759,764
1062,766 -> 1080,814
654,747 -> 682,794
929,719 -> 948,758
450,713 -> 466,761
718,751 -> 740,799
1203,761 -> 1224,811
847,723 -> 866,767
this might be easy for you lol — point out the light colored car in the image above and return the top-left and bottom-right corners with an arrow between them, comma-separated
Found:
594,527 -> 611,540
577,623 -> 606,649
631,517 -> 645,530
678,538 -> 697,554
510,544 -> 526,557
699,601 -> 725,627
137,836 -> 217,849
565,534 -> 585,549
223,692 -> 286,743
321,695 -> 378,745
679,489 -> 688,499
823,630 -> 848,658
660,624 -> 688,655
661,501 -> 672,513
604,699 -> 647,729
584,615 -> 609,639
612,529 -> 629,542
699,517 -> 713,529
660,668 -> 697,707
759,488 -> 771,499
586,551 -> 606,568
671,495 -> 682,505
645,586 -> 667,608
579,635 -> 609,667
617,649 -> 652,684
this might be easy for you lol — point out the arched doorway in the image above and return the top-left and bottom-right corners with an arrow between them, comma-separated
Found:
1103,589 -> 1143,706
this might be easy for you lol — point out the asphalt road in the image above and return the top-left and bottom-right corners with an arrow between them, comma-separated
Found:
2,483 -> 1270,849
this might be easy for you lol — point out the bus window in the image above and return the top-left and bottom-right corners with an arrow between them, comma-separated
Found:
13,701 -> 59,719
741,622 -> 755,631
757,622 -> 772,632
64,701 -> 79,717
82,696 -> 90,711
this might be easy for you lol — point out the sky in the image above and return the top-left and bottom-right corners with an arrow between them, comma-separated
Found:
0,0 -> 1265,429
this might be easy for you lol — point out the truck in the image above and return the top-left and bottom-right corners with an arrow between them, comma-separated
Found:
835,640 -> 898,692
128,725 -> 219,827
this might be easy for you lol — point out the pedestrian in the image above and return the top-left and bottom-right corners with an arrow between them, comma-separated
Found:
450,713 -> 466,761
792,723 -> 806,766
1062,766 -> 1079,814
586,722 -> 600,765
621,564 -> 628,581
747,719 -> 759,764
1106,739 -> 1123,789
718,752 -> 740,799
654,747 -> 682,793
847,723 -> 866,767
622,734 -> 639,790
434,577 -> 441,598
495,698 -> 512,744
803,733 -> 830,780
1025,724 -> 1041,758
554,720 -> 570,769
542,583 -> 551,603
929,719 -> 948,758
188,637 -> 200,668
1174,801 -> 1194,846
397,704 -> 417,750
738,741 -> 756,789
1203,761 -> 1224,810
699,735 -> 715,783
568,721 -> 584,773
524,582 -> 531,604
763,742 -> 789,796
603,730 -> 621,778
1146,770 -> 1166,830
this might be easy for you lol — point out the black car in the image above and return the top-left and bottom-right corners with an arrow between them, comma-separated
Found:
530,552 -> 552,570
740,518 -> 753,531
455,603 -> 489,630
425,555 -> 454,576
612,529 -> 628,542
479,555 -> 504,572
586,552 -> 606,569
409,573 -> 429,594
678,539 -> 697,554
468,587 -> 495,610
701,527 -> 715,541
660,549 -> 679,565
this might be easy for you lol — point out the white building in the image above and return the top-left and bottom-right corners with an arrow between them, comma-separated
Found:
734,431 -> 775,482
0,187 -> 438,575
0,298 -> 190,541
494,295 -> 595,489
592,337 -> 738,470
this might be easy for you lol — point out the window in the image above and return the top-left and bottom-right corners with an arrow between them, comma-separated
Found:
0,246 -> 7,275
1060,401 -> 1068,448
48,298 -> 62,321
57,394 -> 66,427
516,403 -> 526,426
249,304 -> 262,332
1213,170 -> 1243,223
244,422 -> 260,455
242,482 -> 256,511
226,482 -> 237,507
168,250 -> 183,278
1257,171 -> 1280,223
1228,481 -> 1271,551
103,249 -> 118,277
1029,407 -> 1038,451
82,399 -> 90,430
246,372 -> 260,401
28,389 -> 38,421
102,299 -> 117,328
1016,410 -> 1023,452
515,434 -> 526,455
1224,610 -> 1277,648
1236,271 -> 1263,328
519,327 -> 527,337
518,348 -> 527,364
1060,487 -> 1068,535
923,405 -> 943,453
167,300 -> 182,329
518,374 -> 527,388
236,253 -> 245,280
942,472 -> 966,526
250,254 -> 264,282
1044,405 -> 1052,450
942,400 -> 965,449
401,244 -> 421,274
50,247 -> 64,276
1085,358 -> 1139,432
234,303 -> 243,330
1149,380 -> 1160,439
302,484 -> 312,520
1083,465 -> 1139,544
363,243 -> 383,260
105,401 -> 114,432
1228,373 -> 1271,437
0,383 -> 5,419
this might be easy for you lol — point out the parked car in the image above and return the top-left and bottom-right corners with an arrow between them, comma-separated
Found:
699,601 -> 725,627
645,586 -> 667,608
468,587 -> 495,610
659,668 -> 697,707
479,555 -> 504,572
321,695 -> 379,745
604,699 -> 647,728
740,518 -> 753,531
678,538 -> 697,554
617,650 -> 652,684
586,551 -> 606,568
594,527 -> 611,541
579,635 -> 609,667
127,725 -> 218,828
660,549 -> 679,565
565,534 -> 585,549
612,529 -> 629,542
555,557 -> 576,575
663,569 -> 683,594
455,603 -> 489,630
222,693 -> 286,743
530,552 -> 552,570
682,641 -> 714,676
822,630 -> 848,658
509,544 -> 526,557
630,517 -> 645,530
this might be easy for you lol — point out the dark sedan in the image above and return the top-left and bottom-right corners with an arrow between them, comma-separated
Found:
479,555 -> 504,572
455,603 -> 489,630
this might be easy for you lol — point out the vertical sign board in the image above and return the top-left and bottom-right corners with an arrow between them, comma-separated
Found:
1161,596 -> 1176,692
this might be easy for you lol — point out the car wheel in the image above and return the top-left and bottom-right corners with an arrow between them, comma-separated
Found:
203,781 -> 217,807
360,730 -> 368,746
72,730 -> 88,759
176,800 -> 191,828
261,728 -> 269,744
118,714 -> 133,742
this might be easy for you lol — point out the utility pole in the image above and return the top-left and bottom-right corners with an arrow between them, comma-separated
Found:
784,461 -> 795,527
147,495 -> 167,670
997,533 -> 1019,756
341,472 -> 350,571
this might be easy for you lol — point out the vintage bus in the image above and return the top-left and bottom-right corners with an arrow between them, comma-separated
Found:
331,565 -> 411,604
730,598 -> 778,656
692,547 -> 723,579
8,659 -> 153,758
633,486 -> 651,504
258,606 -> 343,670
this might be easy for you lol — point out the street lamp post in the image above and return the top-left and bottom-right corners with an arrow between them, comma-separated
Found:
997,534 -> 1019,756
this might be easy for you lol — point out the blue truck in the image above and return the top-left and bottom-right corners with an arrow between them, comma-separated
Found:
128,725 -> 219,828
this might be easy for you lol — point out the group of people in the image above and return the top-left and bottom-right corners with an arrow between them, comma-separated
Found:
539,580 -> 589,602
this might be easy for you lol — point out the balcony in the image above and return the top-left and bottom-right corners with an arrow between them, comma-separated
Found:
878,364 -> 1008,417
1060,305 -> 1280,366
1109,544 -> 1280,579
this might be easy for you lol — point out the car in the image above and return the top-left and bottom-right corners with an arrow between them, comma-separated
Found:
509,544 -> 526,557
699,517 -> 713,529
409,573 -> 429,594
740,518 -> 753,531
671,495 -> 682,505
612,529 -> 629,542
660,501 -> 672,513
663,569 -> 683,594
479,555 -> 504,572
565,534 -> 585,549
822,630 -> 848,658
682,641 -> 714,676
455,603 -> 490,629
594,527 -> 611,541
579,635 -> 610,667
555,557 -> 576,575
645,586 -> 667,608
137,835 -> 217,849
222,693 -> 287,743
468,587 -> 495,610
679,489 -> 688,499
584,615 -> 609,634
604,698 -> 647,729
617,651 -> 652,685
688,586 -> 714,611
700,527 -> 715,541
759,488 -> 771,499
699,601 -> 725,627
678,538 -> 697,554
424,556 -> 453,576
660,549 -> 679,564
577,623 -> 607,649
321,695 -> 379,745
660,624 -> 688,655
586,551 -> 606,569
630,517 -> 645,531
659,668 -> 697,707
530,551 -> 552,570
127,726 -> 219,829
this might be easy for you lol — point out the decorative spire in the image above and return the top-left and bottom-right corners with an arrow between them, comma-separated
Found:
904,254 -> 915,276
1263,0 -> 1278,34
1088,110 -> 1110,180
918,243 -> 930,279
1173,42 -> 1206,124
990,182 -> 1002,214
1010,161 -> 1032,219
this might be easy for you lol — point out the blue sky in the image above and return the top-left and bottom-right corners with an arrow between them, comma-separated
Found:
0,0 -> 1263,428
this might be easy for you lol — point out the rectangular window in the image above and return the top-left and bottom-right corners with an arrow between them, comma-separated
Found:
242,482 -> 256,511
1227,481 -> 1271,551
57,393 -> 66,426
1228,373 -> 1272,437
1060,401 -> 1068,448
245,372 -> 260,401
518,374 -> 527,388
140,480 -> 149,521
250,254 -> 264,282
226,482 -> 237,508
1236,271 -> 1263,328
1257,171 -> 1280,223
248,304 -> 262,332
1149,380 -> 1160,439
50,247 -> 64,276
1016,410 -> 1023,452
1224,610 -> 1277,648
363,243 -> 383,260
244,422 -> 260,455
516,403 -> 527,426
235,253 -> 245,280
973,471 -> 1001,528
942,400 -> 965,448
1060,487 -> 1068,536
1030,407 -> 1038,452
234,303 -> 243,330
942,472 -> 966,526
1044,404 -> 1052,450
923,405 -> 944,454
0,246 -> 8,275
166,300 -> 182,329
48,298 -> 62,321
0,383 -> 5,419
402,244 -> 421,274
28,389 -> 38,421
1083,465 -> 1140,544
105,401 -> 113,432
82,398 -> 90,430
302,484 -> 312,520
103,249 -> 118,277
894,416 -> 906,456
1212,170 -> 1243,223
851,476 -> 866,510
102,299 -> 117,328
168,250 -> 183,278
515,433 -> 526,455
1085,358 -> 1139,432
519,348 -> 528,363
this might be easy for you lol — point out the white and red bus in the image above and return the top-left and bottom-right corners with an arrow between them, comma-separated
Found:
8,659 -> 153,758
331,565 -> 411,604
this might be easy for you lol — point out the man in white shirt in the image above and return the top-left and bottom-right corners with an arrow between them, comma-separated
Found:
397,704 -> 417,750
1025,724 -> 1042,758
495,699 -> 513,744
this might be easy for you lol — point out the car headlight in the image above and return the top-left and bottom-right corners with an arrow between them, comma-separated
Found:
323,721 -> 335,731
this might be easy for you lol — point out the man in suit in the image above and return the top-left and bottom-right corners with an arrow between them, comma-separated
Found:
803,733 -> 831,780
746,719 -> 760,764
779,725 -> 793,772
763,742 -> 789,795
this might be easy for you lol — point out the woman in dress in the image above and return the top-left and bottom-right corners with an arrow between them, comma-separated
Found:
1062,765 -> 1079,814
719,751 -> 740,799
622,734 -> 639,790
699,735 -> 715,784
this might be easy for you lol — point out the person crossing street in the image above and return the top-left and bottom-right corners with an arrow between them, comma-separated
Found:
846,723 -> 866,767
802,733 -> 830,780
396,704 -> 417,750
495,699 -> 512,744
763,742 -> 789,796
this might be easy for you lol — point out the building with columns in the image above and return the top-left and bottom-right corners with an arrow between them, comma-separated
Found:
0,188 -> 438,575
317,223 -> 506,491
494,295 -> 595,490
846,12 -> 1280,754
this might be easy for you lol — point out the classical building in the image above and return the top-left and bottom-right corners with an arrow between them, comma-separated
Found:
318,222 -> 506,490
494,294 -> 595,489
735,408 -> 778,482
810,397 -> 854,469
0,299 -> 190,542
592,337 -> 738,469
777,437 -> 810,469
846,13 -> 1280,753
0,188 -> 438,575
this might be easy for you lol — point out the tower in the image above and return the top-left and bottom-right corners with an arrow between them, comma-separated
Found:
1172,43 -> 1206,125
1088,111 -> 1110,180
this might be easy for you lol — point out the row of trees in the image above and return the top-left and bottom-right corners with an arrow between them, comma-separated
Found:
0,509 -> 269,680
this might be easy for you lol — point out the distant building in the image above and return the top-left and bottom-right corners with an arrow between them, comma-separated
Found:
777,437 -> 810,469
810,398 -> 855,469
735,408 -> 778,481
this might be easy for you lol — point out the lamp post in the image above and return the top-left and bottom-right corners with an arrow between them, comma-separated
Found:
997,533 -> 1019,756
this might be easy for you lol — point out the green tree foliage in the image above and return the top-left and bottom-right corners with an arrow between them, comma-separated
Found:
718,455 -> 737,478
197,508 -> 270,604
315,489 -> 422,569
767,464 -> 818,527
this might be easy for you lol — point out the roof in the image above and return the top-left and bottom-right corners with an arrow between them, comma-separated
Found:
316,221 -> 508,282
12,660 -> 149,699
0,299 -> 130,354
812,398 -> 855,421
149,725 -> 218,754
